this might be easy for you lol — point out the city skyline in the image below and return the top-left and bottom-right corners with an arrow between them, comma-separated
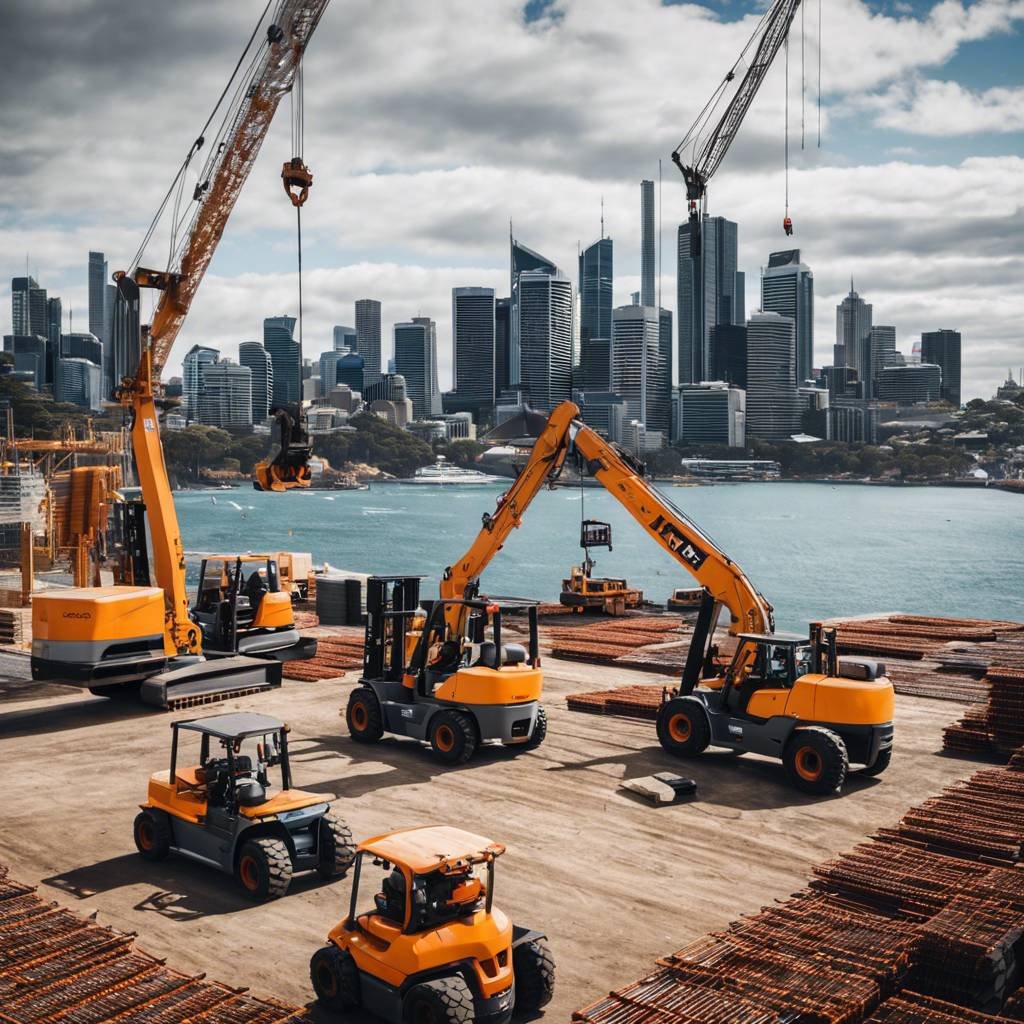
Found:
0,0 -> 1019,402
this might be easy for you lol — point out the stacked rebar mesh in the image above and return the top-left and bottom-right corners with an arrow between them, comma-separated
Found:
575,756 -> 1024,1024
0,865 -> 311,1023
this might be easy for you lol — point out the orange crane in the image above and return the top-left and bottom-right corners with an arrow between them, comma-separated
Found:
31,1 -> 329,706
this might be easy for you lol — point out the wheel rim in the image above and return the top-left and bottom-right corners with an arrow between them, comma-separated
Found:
795,746 -> 823,781
240,855 -> 259,890
435,725 -> 456,753
668,713 -> 692,743
138,821 -> 154,851
317,960 -> 338,997
351,702 -> 368,730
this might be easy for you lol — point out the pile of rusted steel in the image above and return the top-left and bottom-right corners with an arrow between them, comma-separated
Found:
545,616 -> 688,672
0,864 -> 311,1023
282,627 -> 364,681
944,667 -> 1024,759
574,757 -> 1024,1024
566,684 -> 669,720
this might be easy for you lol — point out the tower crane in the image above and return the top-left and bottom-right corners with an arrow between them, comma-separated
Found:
31,0 -> 330,705
671,0 -> 802,316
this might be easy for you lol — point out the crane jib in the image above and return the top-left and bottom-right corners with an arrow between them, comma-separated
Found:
648,515 -> 708,571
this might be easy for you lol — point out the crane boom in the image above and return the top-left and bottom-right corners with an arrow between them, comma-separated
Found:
439,402 -> 772,639
671,0 -> 801,204
142,0 -> 329,379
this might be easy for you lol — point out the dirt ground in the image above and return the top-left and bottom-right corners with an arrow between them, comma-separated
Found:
0,651 -> 981,1021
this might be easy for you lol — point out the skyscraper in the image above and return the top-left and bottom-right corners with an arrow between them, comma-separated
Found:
238,341 -> 273,421
518,270 -> 573,411
673,382 -> 746,446
761,249 -> 814,384
452,287 -> 496,412
677,215 -> 742,384
579,338 -> 611,391
197,361 -> 253,427
709,324 -> 747,388
88,252 -> 106,341
745,311 -> 801,441
60,332 -> 103,367
355,300 -> 382,385
333,325 -> 357,351
578,236 -> 613,345
55,357 -> 103,410
510,237 -> 558,386
11,277 -> 47,337
394,319 -> 441,420
263,315 -> 300,408
640,180 -> 655,307
495,298 -> 512,393
878,363 -> 943,405
921,330 -> 962,407
337,351 -> 365,393
182,344 -> 219,417
611,305 -> 670,435
46,297 -> 62,385
835,281 -> 873,386
867,325 -> 896,398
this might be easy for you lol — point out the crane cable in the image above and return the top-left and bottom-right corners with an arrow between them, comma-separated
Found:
288,64 -> 308,390
818,0 -> 822,147
784,36 -> 790,221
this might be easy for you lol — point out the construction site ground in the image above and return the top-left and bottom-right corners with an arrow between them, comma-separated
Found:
0,649 -> 983,1020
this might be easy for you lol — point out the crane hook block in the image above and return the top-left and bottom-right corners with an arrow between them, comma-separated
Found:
282,157 -> 312,208
783,216 -> 794,236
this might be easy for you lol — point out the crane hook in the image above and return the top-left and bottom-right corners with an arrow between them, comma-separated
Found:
282,156 -> 312,207
783,215 -> 794,236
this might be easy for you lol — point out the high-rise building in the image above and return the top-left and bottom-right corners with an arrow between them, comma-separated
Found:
835,281 -> 873,386
878,363 -> 942,405
394,320 -> 441,419
611,305 -> 670,435
640,180 -> 655,307
263,315 -> 300,409
88,252 -> 106,340
677,215 -> 742,384
709,324 -> 747,388
580,337 -> 611,391
579,236 -> 613,345
337,351 -> 365,393
55,357 -> 103,410
518,270 -> 573,412
197,361 -> 253,427
672,382 -> 745,447
761,249 -> 813,384
318,350 -> 345,397
60,332 -> 103,367
868,326 -> 896,397
495,298 -> 512,392
3,335 -> 47,388
452,287 -> 496,413
333,325 -> 357,351
46,298 -> 63,385
182,344 -> 219,417
745,311 -> 801,441
354,300 -> 382,385
11,277 -> 47,337
238,341 -> 273,421
510,237 -> 558,387
921,330 -> 962,408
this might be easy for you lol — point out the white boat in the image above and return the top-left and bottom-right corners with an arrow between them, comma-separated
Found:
398,456 -> 505,486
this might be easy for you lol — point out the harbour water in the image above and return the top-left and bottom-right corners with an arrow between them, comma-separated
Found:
177,482 -> 1024,633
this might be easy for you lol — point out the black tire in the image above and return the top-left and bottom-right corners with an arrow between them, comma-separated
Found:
133,809 -> 171,862
514,937 -> 556,1013
784,727 -> 849,795
656,698 -> 711,757
429,710 -> 477,764
347,687 -> 385,743
310,944 -> 361,1011
317,812 -> 356,880
236,836 -> 292,900
860,745 -> 892,777
403,976 -> 475,1024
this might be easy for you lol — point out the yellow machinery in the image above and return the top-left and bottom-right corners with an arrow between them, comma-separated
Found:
559,519 -> 642,615
309,826 -> 554,1023
30,2 -> 328,705
422,401 -> 894,794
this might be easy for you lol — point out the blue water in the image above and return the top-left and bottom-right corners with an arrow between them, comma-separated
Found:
176,482 -> 1024,633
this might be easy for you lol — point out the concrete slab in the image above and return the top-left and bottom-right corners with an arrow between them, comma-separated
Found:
0,656 -> 980,1020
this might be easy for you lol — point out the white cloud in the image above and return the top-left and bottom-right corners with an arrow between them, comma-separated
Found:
859,77 -> 1024,135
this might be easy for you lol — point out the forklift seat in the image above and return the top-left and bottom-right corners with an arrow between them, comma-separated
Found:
474,642 -> 527,669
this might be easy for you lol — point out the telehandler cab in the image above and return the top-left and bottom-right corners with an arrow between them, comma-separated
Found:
347,577 -> 546,763
134,713 -> 355,900
310,826 -> 554,1024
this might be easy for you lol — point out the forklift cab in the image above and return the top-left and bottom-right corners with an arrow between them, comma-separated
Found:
192,555 -> 296,654
720,633 -> 813,714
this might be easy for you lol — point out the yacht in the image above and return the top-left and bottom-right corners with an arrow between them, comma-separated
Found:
399,456 -> 505,486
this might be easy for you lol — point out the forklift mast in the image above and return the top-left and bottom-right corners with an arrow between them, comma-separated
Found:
363,576 -> 424,682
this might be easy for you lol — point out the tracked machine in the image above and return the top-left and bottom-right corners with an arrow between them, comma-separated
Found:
30,1 -> 328,706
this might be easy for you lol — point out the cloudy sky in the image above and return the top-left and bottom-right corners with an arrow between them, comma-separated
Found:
2,0 -> 1022,400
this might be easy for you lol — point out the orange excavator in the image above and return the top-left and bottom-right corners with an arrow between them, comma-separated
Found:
350,402 -> 894,792
31,1 -> 329,706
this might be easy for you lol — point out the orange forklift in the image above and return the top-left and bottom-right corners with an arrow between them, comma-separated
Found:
310,826 -> 554,1024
